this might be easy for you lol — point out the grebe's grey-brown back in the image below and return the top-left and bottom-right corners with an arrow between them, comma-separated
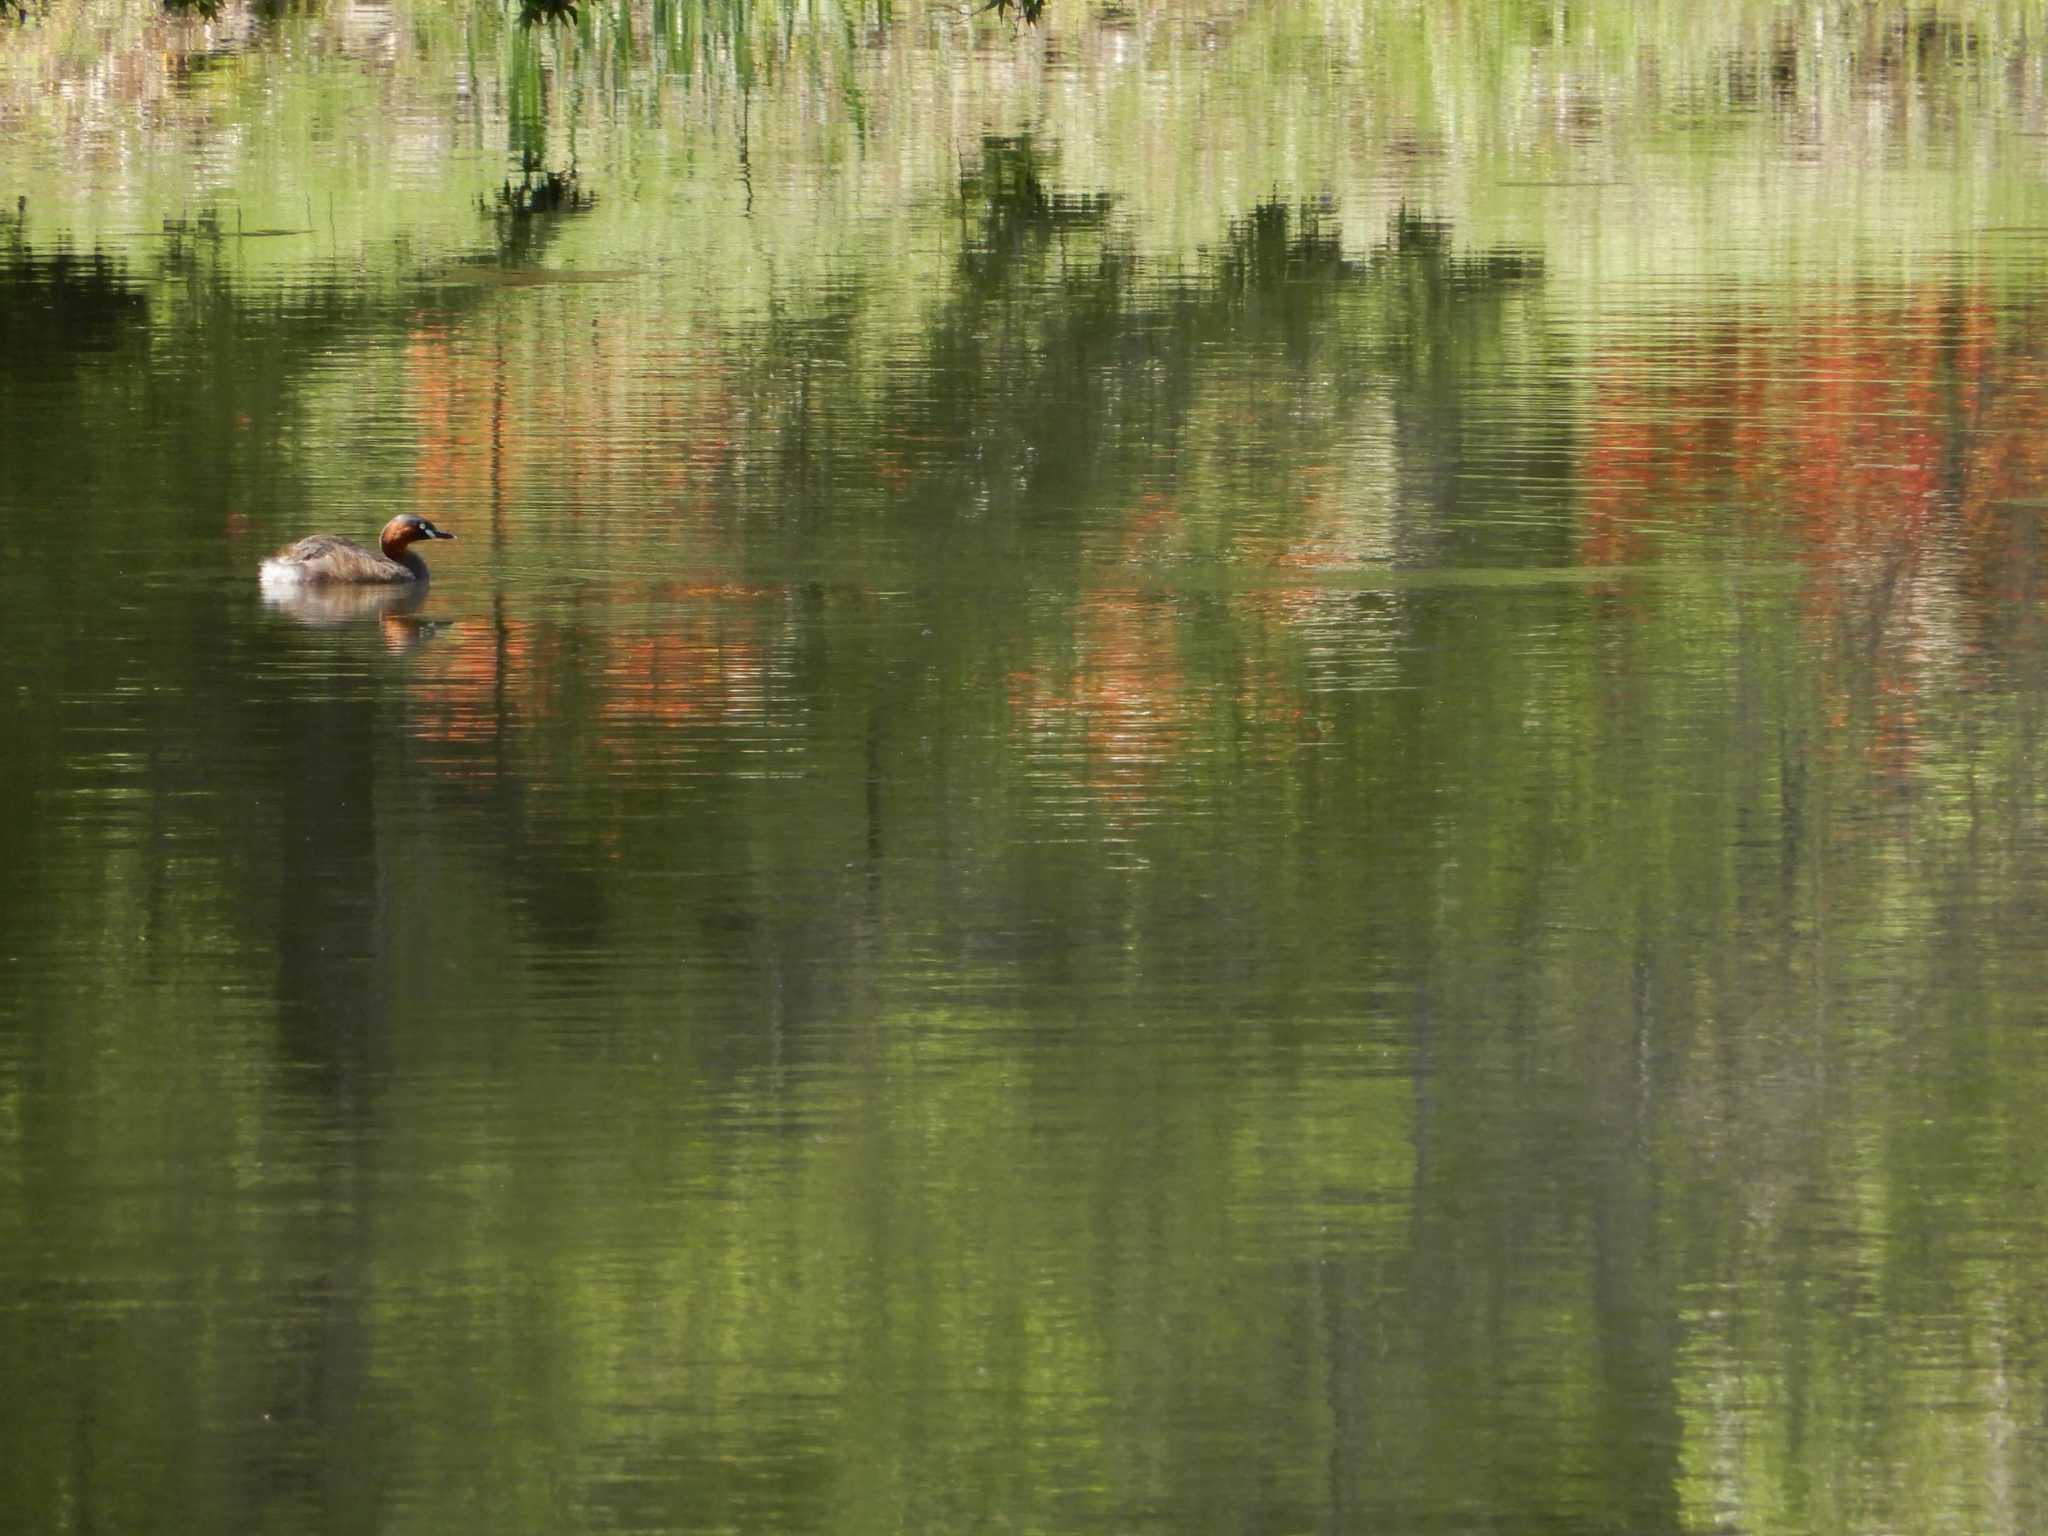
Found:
260,514 -> 456,589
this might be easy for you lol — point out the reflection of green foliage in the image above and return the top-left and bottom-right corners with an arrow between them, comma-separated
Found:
483,162 -> 596,259
516,0 -> 578,27
0,247 -> 149,363
491,165 -> 593,218
14,7 -> 2048,1536
957,136 -> 1114,288
506,27 -> 549,163
1215,199 -> 1355,294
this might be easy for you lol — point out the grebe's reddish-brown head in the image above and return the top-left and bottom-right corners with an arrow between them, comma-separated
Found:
378,514 -> 457,560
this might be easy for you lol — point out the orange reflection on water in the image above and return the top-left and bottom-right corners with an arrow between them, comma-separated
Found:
1242,461 -> 1386,631
407,615 -> 553,769
597,586 -> 773,749
408,323 -> 495,516
1576,288 -> 2046,780
1012,497 -> 1202,814
406,586 -> 778,775
405,316 -> 741,544
1011,588 -> 1195,812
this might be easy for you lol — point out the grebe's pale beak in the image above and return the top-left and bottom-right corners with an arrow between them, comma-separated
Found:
423,526 -> 457,540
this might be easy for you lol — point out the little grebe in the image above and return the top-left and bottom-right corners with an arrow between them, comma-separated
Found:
260,514 -> 457,588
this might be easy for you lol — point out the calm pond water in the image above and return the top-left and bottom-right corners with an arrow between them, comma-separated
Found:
10,1 -> 2048,1530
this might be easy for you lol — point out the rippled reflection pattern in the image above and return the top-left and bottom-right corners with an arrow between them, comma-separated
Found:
9,3 -> 2048,1533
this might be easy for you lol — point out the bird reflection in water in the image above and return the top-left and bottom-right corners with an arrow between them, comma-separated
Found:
261,580 -> 455,654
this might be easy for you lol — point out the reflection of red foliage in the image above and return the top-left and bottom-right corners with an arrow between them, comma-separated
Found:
1011,497 -> 1199,813
1244,462 -> 1374,631
399,306 -> 768,780
404,318 -> 739,538
1577,288 -> 2048,780
1011,587 -> 1194,812
409,616 -> 548,762
599,587 -> 770,744
408,324 -> 493,514
408,586 -> 776,773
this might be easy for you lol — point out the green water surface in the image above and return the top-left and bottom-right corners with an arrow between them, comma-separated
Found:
7,2 -> 2048,1531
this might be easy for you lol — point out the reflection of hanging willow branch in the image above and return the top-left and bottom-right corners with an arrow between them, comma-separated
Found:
976,0 -> 1047,22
